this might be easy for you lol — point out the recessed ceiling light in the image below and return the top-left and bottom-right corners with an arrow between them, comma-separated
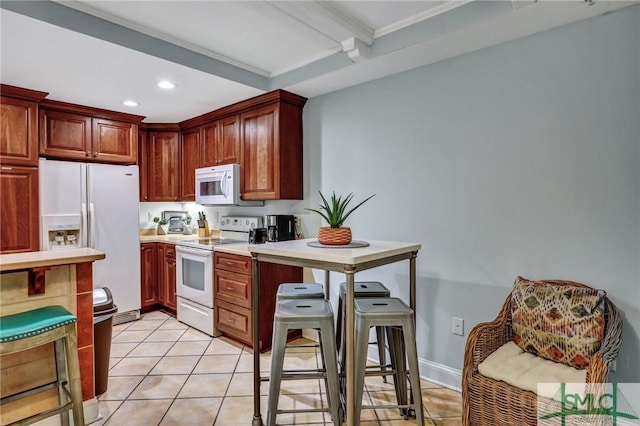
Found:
122,100 -> 139,107
158,81 -> 176,89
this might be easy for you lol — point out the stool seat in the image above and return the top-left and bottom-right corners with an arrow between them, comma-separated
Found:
0,306 -> 77,343
355,298 -> 412,317
339,281 -> 390,297
276,283 -> 324,300
275,299 -> 333,321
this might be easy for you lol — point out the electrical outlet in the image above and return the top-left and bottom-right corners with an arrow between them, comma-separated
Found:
452,317 -> 464,336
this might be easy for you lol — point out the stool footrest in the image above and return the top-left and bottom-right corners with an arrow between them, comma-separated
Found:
281,372 -> 326,380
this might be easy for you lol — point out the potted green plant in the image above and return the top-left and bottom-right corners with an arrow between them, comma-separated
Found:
306,191 -> 375,245
153,216 -> 168,235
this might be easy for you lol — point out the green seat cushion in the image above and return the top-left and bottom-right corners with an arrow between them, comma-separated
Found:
0,305 -> 77,343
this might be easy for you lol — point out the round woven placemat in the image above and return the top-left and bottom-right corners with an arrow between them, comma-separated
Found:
306,240 -> 370,248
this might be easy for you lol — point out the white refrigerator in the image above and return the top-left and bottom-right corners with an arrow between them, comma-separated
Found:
39,158 -> 141,320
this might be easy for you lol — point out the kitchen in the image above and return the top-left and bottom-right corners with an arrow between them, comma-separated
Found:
2,1 -> 639,425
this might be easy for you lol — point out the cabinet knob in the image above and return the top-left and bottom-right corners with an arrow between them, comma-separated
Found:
93,152 -> 99,157
85,151 -> 90,157
226,286 -> 234,291
174,196 -> 178,200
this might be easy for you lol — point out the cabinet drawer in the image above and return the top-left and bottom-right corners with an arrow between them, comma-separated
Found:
215,269 -> 251,308
214,252 -> 251,274
215,299 -> 251,345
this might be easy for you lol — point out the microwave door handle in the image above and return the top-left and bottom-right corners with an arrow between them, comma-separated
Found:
221,170 -> 228,197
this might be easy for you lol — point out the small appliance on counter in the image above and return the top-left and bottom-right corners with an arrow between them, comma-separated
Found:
264,215 -> 296,242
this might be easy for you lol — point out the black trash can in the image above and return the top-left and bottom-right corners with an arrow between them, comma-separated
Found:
93,287 -> 118,396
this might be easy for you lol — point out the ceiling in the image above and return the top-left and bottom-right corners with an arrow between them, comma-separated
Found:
1,0 -> 636,123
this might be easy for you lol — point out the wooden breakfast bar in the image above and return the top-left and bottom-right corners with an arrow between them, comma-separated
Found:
0,248 -> 105,424
249,238 -> 421,426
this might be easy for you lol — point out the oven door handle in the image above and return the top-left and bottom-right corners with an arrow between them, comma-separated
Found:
176,246 -> 212,257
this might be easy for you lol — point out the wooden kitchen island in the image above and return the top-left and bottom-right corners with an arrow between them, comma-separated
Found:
0,248 -> 105,424
248,238 -> 421,426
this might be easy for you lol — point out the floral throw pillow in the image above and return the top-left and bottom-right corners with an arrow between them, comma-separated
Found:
511,276 -> 606,369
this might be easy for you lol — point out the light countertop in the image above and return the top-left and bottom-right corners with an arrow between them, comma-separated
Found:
0,248 -> 106,272
248,238 -> 421,265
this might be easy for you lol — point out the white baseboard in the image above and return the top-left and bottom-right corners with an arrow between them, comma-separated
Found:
418,358 -> 462,392
31,397 -> 100,425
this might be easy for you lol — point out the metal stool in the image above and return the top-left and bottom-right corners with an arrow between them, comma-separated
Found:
0,305 -> 84,426
337,281 -> 390,383
354,298 -> 424,426
268,299 -> 341,426
276,283 -> 324,301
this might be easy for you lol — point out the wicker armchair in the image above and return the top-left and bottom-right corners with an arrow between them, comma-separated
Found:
462,279 -> 622,426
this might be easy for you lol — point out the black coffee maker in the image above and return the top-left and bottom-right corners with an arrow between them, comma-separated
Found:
264,215 -> 296,242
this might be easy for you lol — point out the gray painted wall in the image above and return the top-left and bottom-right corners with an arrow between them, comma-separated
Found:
302,6 -> 639,385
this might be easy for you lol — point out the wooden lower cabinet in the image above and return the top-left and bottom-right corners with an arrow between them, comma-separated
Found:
214,251 -> 302,351
0,166 -> 39,253
140,242 -> 176,313
140,243 -> 157,309
163,245 -> 177,311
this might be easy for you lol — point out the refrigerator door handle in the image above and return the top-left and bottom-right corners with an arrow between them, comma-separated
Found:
81,203 -> 88,247
89,203 -> 96,248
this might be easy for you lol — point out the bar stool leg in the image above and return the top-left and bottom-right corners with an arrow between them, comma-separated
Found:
386,325 -> 409,418
63,323 -> 85,426
375,326 -> 388,383
267,321 -> 289,426
354,315 -> 373,426
319,321 -> 341,426
401,317 -> 424,425
54,339 -> 71,426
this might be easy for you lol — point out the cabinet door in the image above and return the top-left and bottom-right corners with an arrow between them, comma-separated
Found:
0,96 -> 39,166
140,243 -> 157,309
156,243 -> 167,305
165,246 -> 177,311
240,104 -> 279,200
138,129 -> 148,201
218,115 -> 240,165
39,109 -> 91,160
0,166 -> 39,253
201,121 -> 219,167
92,118 -> 137,164
179,128 -> 201,201
148,132 -> 179,201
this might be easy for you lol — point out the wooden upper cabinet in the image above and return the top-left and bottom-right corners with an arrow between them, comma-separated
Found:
0,166 -> 39,253
148,131 -> 179,201
180,128 -> 201,201
40,109 -> 92,160
39,100 -> 143,165
1,97 -> 39,166
201,115 -> 240,167
201,121 -> 219,167
0,85 -> 47,167
92,118 -> 137,163
241,104 -> 279,200
217,115 -> 240,165
138,129 -> 149,202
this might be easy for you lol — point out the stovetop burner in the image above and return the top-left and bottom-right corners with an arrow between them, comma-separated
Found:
175,237 -> 245,251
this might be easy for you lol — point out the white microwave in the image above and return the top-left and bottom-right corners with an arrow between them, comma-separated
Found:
195,164 -> 262,206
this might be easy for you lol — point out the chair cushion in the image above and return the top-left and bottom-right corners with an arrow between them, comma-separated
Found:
510,276 -> 605,368
478,341 -> 586,398
0,306 -> 77,343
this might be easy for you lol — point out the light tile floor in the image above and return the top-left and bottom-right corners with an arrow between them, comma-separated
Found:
95,311 -> 462,425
